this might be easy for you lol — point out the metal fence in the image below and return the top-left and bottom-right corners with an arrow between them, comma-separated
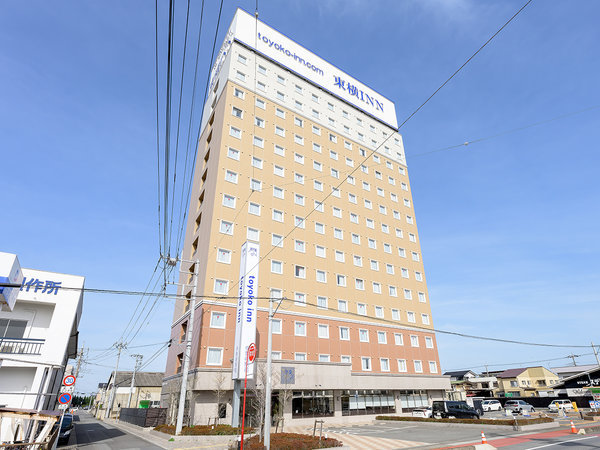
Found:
119,408 -> 167,428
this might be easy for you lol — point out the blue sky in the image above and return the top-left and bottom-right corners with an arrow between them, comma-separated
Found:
1,0 -> 599,394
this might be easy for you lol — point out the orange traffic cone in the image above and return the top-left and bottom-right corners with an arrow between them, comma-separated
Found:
481,431 -> 488,444
570,421 -> 577,434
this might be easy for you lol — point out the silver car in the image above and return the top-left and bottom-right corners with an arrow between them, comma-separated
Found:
504,400 -> 535,414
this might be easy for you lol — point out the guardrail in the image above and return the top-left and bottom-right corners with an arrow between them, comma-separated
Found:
0,337 -> 45,355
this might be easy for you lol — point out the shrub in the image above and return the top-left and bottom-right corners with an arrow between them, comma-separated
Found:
375,416 -> 555,425
240,432 -> 343,449
154,424 -> 253,435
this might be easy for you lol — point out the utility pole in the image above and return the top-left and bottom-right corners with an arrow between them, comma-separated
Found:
592,342 -> 600,366
263,297 -> 274,449
127,354 -> 143,408
175,258 -> 200,435
568,354 -> 578,366
105,342 -> 126,419
74,347 -> 84,378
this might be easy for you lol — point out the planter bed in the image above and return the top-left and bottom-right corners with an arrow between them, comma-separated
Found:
240,433 -> 343,449
375,416 -> 558,431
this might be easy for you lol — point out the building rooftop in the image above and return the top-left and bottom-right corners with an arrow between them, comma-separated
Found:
109,371 -> 164,388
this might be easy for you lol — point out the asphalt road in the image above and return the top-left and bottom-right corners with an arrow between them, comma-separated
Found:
61,411 -> 163,449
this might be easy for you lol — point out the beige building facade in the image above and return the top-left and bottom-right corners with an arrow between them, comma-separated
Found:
163,8 -> 449,426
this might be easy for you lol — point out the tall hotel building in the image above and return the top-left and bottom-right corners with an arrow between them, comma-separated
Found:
162,9 -> 450,425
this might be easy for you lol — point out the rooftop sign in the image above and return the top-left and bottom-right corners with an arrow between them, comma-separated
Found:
0,252 -> 23,311
216,9 -> 398,129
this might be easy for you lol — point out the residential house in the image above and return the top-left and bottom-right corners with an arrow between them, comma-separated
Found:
495,367 -> 559,397
444,370 -> 498,399
97,371 -> 163,419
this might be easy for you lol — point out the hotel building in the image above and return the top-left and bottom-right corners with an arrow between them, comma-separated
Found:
162,9 -> 449,425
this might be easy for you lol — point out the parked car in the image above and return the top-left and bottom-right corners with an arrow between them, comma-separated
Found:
504,400 -> 535,414
58,413 -> 74,444
432,401 -> 480,419
482,400 -> 502,411
548,400 -> 574,412
411,406 -> 432,418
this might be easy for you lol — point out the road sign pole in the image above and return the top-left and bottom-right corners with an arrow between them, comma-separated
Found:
240,343 -> 255,450
263,298 -> 274,449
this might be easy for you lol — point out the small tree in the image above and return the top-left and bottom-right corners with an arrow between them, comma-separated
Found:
213,370 -> 227,424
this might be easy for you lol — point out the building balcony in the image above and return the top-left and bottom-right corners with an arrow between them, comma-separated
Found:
0,337 -> 45,355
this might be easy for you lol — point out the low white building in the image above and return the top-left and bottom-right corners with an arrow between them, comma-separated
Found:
0,252 -> 83,412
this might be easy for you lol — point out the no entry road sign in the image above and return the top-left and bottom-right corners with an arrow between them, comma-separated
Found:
58,392 -> 72,405
247,343 -> 256,363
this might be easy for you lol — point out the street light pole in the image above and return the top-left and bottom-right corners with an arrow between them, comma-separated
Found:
175,258 -> 200,435
105,342 -> 126,419
127,354 -> 143,408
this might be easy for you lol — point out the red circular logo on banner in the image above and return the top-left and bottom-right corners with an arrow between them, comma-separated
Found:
247,343 -> 256,363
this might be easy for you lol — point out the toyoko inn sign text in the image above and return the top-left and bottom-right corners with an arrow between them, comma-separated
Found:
211,8 -> 398,129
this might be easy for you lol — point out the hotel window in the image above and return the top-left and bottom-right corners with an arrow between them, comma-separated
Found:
396,228 -> 404,238
271,351 -> 282,360
350,213 -> 358,224
318,324 -> 329,339
294,292 -> 306,306
401,268 -> 409,278
414,360 -> 423,373
294,240 -> 306,253
358,132 -> 364,141
332,187 -> 340,198
273,186 -> 284,199
312,93 -> 319,102
418,292 -> 427,303
332,207 -> 342,218
339,327 -> 349,340
314,180 -> 323,191
386,264 -> 394,275
329,150 -> 338,160
336,274 -> 346,286
295,100 -> 303,110
379,205 -> 387,215
294,153 -> 304,164
206,348 -> 223,365
312,109 -> 319,118
232,106 -> 243,118
355,278 -> 364,290
225,170 -> 238,184
311,124 -> 321,135
275,108 -> 285,118
351,233 -> 360,244
275,126 -> 285,137
415,272 -> 424,282
257,64 -> 266,75
425,336 -> 434,348
276,91 -> 285,100
272,210 -> 284,222
270,288 -> 283,303
294,84 -> 302,93
294,321 -> 306,336
370,260 -> 379,271
250,179 -> 262,191
385,243 -> 392,253
295,193 -> 305,206
335,250 -> 345,262
362,181 -> 370,191
213,279 -> 228,294
219,220 -> 233,235
368,238 -> 376,249
319,354 -> 330,362
429,361 -> 438,373
256,93 -> 266,104
391,193 -> 398,202
271,234 -> 283,248
377,331 -> 387,344
271,260 -> 283,274
255,117 -> 265,128
372,282 -> 382,294
389,286 -> 397,297
237,54 -> 247,64
331,168 -> 339,179
229,126 -> 242,139
380,358 -> 390,372
257,76 -> 267,87
295,353 -> 306,361
248,202 -> 260,215
353,255 -> 362,266
344,140 -> 352,150
345,157 -> 354,168
401,182 -> 408,191
216,248 -> 231,264
327,102 -> 334,111
394,333 -> 403,345
393,210 -> 401,220
357,303 -> 367,315
227,147 -> 240,160
334,228 -> 343,240
329,133 -> 337,143
317,296 -> 327,309
313,160 -> 322,171
233,87 -> 245,99
361,357 -> 372,371
360,164 -> 368,174
410,335 -> 419,347
404,198 -> 411,207
315,222 -> 325,234
294,216 -> 305,228
387,161 -> 393,170
359,329 -> 369,342
294,173 -> 304,184
375,171 -> 382,180
366,218 -> 374,229
294,117 -> 303,127
412,252 -> 420,261
377,187 -> 385,197
408,312 -> 416,324
338,300 -> 348,312
274,144 -> 285,156
277,74 -> 285,84
409,233 -> 417,242
421,314 -> 430,325
316,270 -> 326,283
398,247 -> 406,257
397,359 -> 407,372
388,176 -> 395,185
294,265 -> 306,279
406,216 -> 414,224
315,245 -> 326,258
364,199 -> 372,209
222,194 -> 236,208
247,227 -> 259,241
210,311 -> 226,329
404,289 -> 412,300
271,319 -> 282,334
314,200 -> 324,212
375,306 -> 384,318
313,143 -> 322,154
236,71 -> 246,81
251,157 -> 263,169
253,136 -> 264,148
347,175 -> 355,185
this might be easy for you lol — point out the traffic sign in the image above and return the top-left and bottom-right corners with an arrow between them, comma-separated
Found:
60,385 -> 74,394
247,343 -> 256,363
58,403 -> 69,410
58,392 -> 72,405
63,375 -> 76,386
590,400 -> 600,409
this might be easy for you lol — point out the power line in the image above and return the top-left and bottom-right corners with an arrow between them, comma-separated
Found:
154,0 -> 162,258
446,352 -> 596,372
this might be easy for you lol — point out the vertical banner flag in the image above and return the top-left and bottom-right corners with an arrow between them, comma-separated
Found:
232,241 -> 259,380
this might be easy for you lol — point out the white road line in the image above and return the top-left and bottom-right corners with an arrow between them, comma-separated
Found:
525,435 -> 598,450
